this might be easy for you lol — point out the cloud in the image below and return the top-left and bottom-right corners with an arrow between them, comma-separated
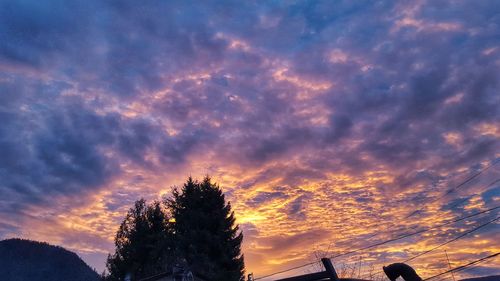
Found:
0,0 -> 499,278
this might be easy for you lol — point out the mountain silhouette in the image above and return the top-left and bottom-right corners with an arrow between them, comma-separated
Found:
0,238 -> 100,281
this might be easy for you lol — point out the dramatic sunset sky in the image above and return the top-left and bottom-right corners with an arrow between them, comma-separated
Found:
0,1 -> 499,280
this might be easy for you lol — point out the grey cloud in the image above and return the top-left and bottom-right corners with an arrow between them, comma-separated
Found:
247,191 -> 289,208
1,1 -> 500,273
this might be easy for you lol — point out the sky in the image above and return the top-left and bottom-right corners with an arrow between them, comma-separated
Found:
0,0 -> 499,280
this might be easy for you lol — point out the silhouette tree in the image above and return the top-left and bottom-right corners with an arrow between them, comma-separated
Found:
167,176 -> 245,281
105,199 -> 174,281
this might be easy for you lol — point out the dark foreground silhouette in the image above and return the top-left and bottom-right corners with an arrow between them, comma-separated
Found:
0,238 -> 100,281
383,263 -> 423,281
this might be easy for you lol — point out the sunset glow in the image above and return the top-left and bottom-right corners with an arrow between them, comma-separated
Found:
0,1 -> 499,280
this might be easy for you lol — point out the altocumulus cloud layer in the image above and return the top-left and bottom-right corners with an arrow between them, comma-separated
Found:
0,0 -> 499,278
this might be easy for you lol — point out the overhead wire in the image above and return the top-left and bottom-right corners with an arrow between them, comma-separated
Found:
253,205 -> 500,280
327,206 -> 500,261
423,252 -> 500,281
404,159 -> 500,219
444,178 -> 500,211
253,158 -> 500,280
402,215 -> 500,263
360,202 -> 500,280
431,255 -> 496,281
349,162 -> 500,253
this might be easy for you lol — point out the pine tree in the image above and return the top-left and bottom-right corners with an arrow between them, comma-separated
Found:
167,176 -> 245,281
144,201 -> 175,275
105,199 -> 174,280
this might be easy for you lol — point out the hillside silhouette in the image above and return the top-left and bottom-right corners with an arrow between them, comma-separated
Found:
0,238 -> 100,281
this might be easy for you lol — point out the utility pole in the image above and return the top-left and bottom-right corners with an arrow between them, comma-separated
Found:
321,258 -> 340,281
445,250 -> 456,281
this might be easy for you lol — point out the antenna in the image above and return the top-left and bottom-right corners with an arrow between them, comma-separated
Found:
444,250 -> 456,281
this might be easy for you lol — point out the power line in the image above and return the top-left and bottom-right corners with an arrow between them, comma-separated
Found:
447,256 -> 496,276
253,261 -> 318,280
430,255 -> 496,281
347,177 -> 500,255
328,206 -> 500,260
423,252 -> 500,281
253,205 -> 500,280
441,159 -> 499,197
361,269 -> 384,279
402,215 -> 500,263
253,158 -> 500,280
377,177 -> 500,257
325,159 -> 499,256
353,164 -> 500,253
444,178 -> 500,211
361,207 -> 500,280
365,249 -> 500,281
356,213 -> 500,279
361,177 -> 500,256
404,159 -> 500,219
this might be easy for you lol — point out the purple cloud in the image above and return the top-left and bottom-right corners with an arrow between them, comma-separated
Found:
0,0 -> 499,278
